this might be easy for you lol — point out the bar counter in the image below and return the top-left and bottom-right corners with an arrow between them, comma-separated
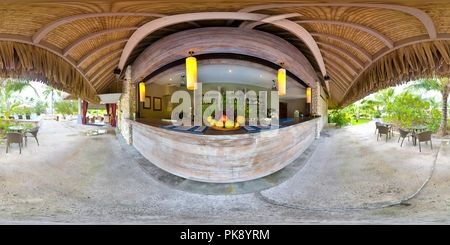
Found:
127,116 -> 320,183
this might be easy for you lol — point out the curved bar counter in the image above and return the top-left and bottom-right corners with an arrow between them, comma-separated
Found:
128,117 -> 319,183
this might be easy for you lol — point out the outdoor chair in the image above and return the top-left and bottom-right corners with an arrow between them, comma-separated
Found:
374,121 -> 382,135
414,130 -> 433,152
23,126 -> 40,146
398,128 -> 413,147
6,132 -> 23,154
377,125 -> 390,142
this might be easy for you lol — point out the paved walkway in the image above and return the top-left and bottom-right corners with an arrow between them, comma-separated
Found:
0,118 -> 449,224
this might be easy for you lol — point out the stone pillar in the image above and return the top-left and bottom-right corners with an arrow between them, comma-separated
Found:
117,65 -> 136,145
312,81 -> 321,139
77,98 -> 82,124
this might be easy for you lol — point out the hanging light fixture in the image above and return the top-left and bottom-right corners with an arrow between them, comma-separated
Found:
278,62 -> 286,96
180,74 -> 186,87
139,81 -> 146,102
186,51 -> 197,90
306,87 -> 311,103
271,79 -> 277,91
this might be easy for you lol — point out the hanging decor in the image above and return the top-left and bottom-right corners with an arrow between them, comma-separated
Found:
271,79 -> 277,91
186,51 -> 197,90
180,74 -> 186,87
139,81 -> 146,102
306,87 -> 311,103
278,62 -> 286,96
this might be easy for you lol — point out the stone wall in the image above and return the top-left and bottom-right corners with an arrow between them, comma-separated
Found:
118,65 -> 136,145
311,81 -> 328,138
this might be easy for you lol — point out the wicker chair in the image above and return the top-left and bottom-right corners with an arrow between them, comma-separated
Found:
398,128 -> 412,147
23,126 -> 40,146
6,132 -> 23,154
377,125 -> 390,142
414,130 -> 433,152
374,121 -> 382,135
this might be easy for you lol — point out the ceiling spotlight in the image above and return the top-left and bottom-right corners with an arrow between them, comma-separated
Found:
324,75 -> 330,81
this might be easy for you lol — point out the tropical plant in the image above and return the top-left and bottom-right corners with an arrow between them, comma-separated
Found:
33,99 -> 47,115
0,118 -> 17,137
384,92 -> 433,130
404,77 -> 450,136
53,100 -> 77,118
42,85 -> 62,116
0,78 -> 39,119
360,87 -> 394,117
426,107 -> 442,133
328,107 -> 352,128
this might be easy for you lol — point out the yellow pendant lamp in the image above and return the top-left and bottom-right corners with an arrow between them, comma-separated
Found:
278,62 -> 286,96
306,87 -> 311,104
186,51 -> 197,90
139,81 -> 146,102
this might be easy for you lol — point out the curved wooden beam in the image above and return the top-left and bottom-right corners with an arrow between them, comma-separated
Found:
310,32 -> 372,62
326,70 -> 347,95
118,12 -> 327,77
296,20 -> 393,49
131,27 -> 318,88
327,66 -> 349,87
239,3 -> 436,39
323,57 -> 353,81
32,12 -> 166,43
119,12 -> 268,70
88,57 -> 119,81
316,40 -> 364,68
84,48 -> 123,74
77,38 -> 128,67
63,27 -> 138,57
95,73 -> 116,92
240,13 -> 302,29
322,48 -> 359,74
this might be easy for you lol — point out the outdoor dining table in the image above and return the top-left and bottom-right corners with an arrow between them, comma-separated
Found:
410,125 -> 427,146
8,126 -> 25,133
411,125 -> 427,133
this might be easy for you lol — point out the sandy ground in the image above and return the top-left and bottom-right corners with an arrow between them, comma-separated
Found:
0,119 -> 449,225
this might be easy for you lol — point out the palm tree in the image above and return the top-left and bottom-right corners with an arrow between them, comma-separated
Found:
360,87 -> 396,118
42,85 -> 62,116
405,77 -> 450,136
0,78 -> 39,118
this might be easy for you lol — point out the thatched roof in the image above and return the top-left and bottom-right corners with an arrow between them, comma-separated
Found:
2,1 -> 450,107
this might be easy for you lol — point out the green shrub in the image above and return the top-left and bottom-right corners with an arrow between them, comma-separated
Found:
426,107 -> 442,133
385,92 -> 430,130
328,109 -> 352,128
